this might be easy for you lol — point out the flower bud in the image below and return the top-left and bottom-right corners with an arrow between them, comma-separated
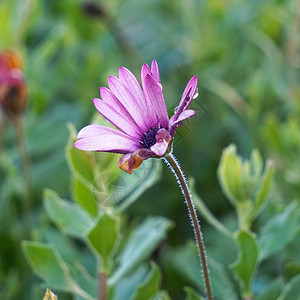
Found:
0,50 -> 28,117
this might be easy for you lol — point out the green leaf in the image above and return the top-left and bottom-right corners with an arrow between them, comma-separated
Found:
22,242 -> 92,299
66,125 -> 95,185
278,274 -> 300,300
218,144 -> 243,205
116,160 -> 162,213
72,177 -> 98,217
131,262 -> 160,300
256,277 -> 284,300
87,211 -> 120,271
184,287 -> 205,300
166,242 -> 238,300
44,189 -> 93,238
250,160 -> 274,220
109,217 -> 172,285
151,291 -> 172,300
232,230 -> 258,297
258,202 -> 299,261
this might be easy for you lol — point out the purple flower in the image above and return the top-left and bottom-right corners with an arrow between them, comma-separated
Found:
74,60 -> 198,174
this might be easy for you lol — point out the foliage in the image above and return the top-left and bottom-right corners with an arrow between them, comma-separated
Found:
1,0 -> 300,299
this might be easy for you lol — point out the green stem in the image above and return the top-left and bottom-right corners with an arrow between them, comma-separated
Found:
164,154 -> 213,300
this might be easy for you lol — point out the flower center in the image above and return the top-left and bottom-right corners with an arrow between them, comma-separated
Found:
140,127 -> 159,149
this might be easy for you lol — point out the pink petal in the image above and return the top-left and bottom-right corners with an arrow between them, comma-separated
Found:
169,110 -> 195,136
170,109 -> 195,126
118,67 -> 149,118
143,74 -> 169,129
140,64 -> 158,127
74,125 -> 139,153
108,76 -> 148,132
151,60 -> 160,83
93,98 -> 143,138
150,128 -> 172,156
171,76 -> 198,124
150,141 -> 169,156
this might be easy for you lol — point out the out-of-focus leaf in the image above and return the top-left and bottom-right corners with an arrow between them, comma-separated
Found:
151,290 -> 172,300
72,177 -> 98,217
87,211 -> 120,272
278,274 -> 300,300
66,125 -> 95,185
44,189 -> 93,238
166,242 -> 238,300
249,160 -> 274,221
116,160 -> 162,212
184,287 -> 205,300
131,262 -> 160,300
218,144 -> 243,205
109,217 -> 172,285
22,242 -> 93,300
112,265 -> 148,300
256,277 -> 284,300
258,202 -> 299,261
232,230 -> 258,297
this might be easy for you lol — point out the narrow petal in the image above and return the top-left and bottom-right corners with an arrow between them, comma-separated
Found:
151,60 -> 160,83
74,125 -> 139,153
143,74 -> 169,129
170,109 -> 195,126
118,67 -> 146,108
93,98 -> 142,138
140,64 -> 158,127
169,110 -> 195,136
171,76 -> 198,124
108,76 -> 149,131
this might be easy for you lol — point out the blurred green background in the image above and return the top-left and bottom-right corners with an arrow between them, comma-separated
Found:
1,0 -> 300,299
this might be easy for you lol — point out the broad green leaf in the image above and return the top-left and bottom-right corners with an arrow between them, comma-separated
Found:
44,189 -> 93,238
66,125 -> 95,185
112,265 -> 148,300
232,230 -> 258,297
22,242 -> 92,299
72,177 -> 98,217
278,274 -> 300,300
167,242 -> 237,300
87,211 -> 120,271
256,277 -> 284,300
131,262 -> 160,300
109,217 -> 172,285
116,160 -> 162,213
258,202 -> 299,261
184,287 -> 205,300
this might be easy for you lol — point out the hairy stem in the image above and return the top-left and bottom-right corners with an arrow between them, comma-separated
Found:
164,154 -> 213,300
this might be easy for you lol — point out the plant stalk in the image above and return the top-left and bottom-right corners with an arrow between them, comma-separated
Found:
164,154 -> 213,300
99,272 -> 107,300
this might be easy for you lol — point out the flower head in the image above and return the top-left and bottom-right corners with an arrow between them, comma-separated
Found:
0,50 -> 28,117
74,60 -> 198,174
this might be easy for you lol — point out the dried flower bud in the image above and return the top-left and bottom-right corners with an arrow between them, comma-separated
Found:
0,50 -> 28,117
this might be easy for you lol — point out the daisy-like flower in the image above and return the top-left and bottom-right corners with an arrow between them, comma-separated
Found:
74,60 -> 198,174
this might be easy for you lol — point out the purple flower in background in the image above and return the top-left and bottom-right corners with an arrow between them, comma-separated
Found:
74,60 -> 198,174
